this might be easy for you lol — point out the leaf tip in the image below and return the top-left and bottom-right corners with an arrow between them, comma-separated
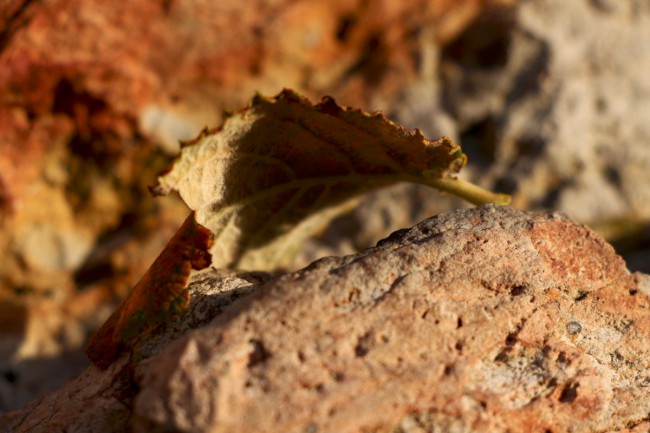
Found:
186,212 -> 214,269
493,193 -> 513,206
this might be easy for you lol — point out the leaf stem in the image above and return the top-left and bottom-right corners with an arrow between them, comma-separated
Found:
425,177 -> 511,206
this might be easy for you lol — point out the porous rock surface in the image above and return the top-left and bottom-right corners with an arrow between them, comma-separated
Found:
2,205 -> 649,433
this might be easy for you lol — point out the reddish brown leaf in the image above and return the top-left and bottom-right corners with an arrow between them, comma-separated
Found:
85,212 -> 214,369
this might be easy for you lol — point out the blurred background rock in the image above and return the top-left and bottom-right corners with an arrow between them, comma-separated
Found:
1,0 -> 648,413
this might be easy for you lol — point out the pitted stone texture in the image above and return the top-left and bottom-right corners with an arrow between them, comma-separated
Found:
132,205 -> 648,433
2,205 -> 648,433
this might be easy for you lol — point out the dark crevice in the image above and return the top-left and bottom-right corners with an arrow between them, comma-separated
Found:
494,307 -> 541,362
52,78 -> 121,163
354,331 -> 373,357
574,291 -> 589,302
441,10 -> 514,69
160,0 -> 173,14
73,262 -> 115,288
610,223 -> 650,274
2,370 -> 18,384
73,212 -> 140,288
602,164 -> 622,187
538,178 -> 573,209
510,285 -> 526,296
513,135 -> 546,161
335,13 -> 357,43
247,339 -> 271,367
354,344 -> 369,358
493,175 -> 519,196
0,176 -> 14,215
0,0 -> 39,52
459,116 -> 498,169
505,331 -> 518,346
559,381 -> 579,403
505,37 -> 550,105
340,33 -> 388,87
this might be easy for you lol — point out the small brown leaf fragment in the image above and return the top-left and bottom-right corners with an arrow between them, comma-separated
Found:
153,89 -> 509,271
85,212 -> 213,369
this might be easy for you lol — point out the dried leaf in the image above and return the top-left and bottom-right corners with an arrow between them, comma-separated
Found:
85,212 -> 213,369
153,89 -> 509,270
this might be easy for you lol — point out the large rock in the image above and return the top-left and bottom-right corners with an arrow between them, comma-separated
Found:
1,205 -> 648,432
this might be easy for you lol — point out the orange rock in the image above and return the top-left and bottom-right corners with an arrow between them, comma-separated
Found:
2,205 -> 648,432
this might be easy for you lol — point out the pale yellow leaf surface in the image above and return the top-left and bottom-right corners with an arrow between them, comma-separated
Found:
153,90 -> 509,270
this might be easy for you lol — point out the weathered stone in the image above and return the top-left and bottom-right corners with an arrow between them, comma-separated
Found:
1,205 -> 648,432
